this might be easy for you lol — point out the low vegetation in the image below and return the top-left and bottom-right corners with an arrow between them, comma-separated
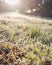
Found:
0,14 -> 52,65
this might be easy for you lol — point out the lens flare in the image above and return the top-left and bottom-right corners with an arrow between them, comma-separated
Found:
5,0 -> 20,6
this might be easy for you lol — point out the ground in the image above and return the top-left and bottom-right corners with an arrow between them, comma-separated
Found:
0,12 -> 52,65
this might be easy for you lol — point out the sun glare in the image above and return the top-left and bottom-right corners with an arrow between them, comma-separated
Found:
5,0 -> 20,6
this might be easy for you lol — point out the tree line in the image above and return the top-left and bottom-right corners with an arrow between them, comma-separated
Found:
20,0 -> 52,17
0,0 -> 52,17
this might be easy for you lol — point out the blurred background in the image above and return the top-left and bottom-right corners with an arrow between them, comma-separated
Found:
0,0 -> 52,17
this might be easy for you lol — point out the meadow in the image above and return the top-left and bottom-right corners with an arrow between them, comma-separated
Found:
0,13 -> 52,65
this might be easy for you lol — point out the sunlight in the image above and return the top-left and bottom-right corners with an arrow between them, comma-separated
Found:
5,0 -> 20,6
